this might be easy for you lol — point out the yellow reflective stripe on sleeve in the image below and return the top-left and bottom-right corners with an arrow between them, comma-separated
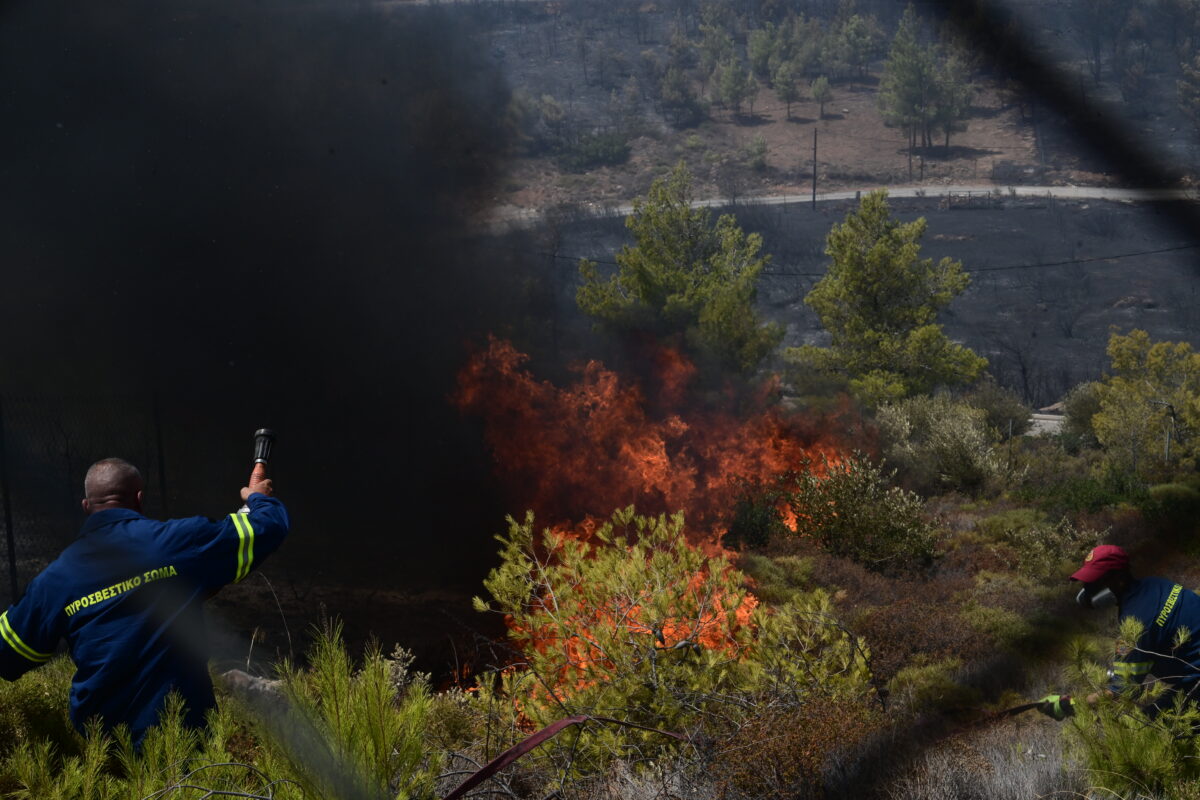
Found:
0,611 -> 50,663
242,515 -> 255,580
1114,661 -> 1154,677
229,513 -> 256,583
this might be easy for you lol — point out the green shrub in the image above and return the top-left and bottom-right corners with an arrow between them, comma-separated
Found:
783,453 -> 935,570
557,131 -> 631,171
1145,481 -> 1200,537
1061,381 -> 1102,452
735,554 -> 813,605
973,509 -> 1104,578
724,479 -> 790,550
885,657 -> 980,715
744,135 -> 768,172
0,655 -> 75,761
0,624 -> 437,800
1065,619 -> 1200,797
264,623 -> 439,799
1013,442 -> 1145,515
963,378 -> 1032,440
876,394 -> 999,496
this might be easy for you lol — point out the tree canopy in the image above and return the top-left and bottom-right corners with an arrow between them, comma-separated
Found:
1093,329 -> 1200,478
878,5 -> 975,150
577,162 -> 783,374
788,190 -> 986,405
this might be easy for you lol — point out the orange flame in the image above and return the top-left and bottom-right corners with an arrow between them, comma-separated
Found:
454,336 -> 843,548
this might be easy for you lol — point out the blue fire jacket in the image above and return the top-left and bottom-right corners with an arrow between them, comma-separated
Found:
0,492 -> 289,741
1109,577 -> 1200,694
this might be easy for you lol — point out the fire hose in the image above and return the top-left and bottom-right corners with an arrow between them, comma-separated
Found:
442,716 -> 688,800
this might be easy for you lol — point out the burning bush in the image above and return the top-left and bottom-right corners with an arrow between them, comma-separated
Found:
782,453 -> 935,570
473,506 -> 875,774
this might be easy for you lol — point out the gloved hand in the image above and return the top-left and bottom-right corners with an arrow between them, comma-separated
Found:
1037,694 -> 1074,720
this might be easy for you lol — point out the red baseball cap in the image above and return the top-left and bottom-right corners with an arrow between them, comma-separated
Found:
1070,545 -> 1130,582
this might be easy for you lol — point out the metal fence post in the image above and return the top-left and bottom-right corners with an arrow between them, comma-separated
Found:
0,397 -> 16,603
153,393 -> 169,518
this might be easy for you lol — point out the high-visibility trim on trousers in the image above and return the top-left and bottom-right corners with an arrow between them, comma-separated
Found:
230,513 -> 256,583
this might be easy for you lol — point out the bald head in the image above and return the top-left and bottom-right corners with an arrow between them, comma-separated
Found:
82,458 -> 144,514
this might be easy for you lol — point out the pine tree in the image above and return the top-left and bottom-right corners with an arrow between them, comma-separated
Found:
787,190 -> 986,405
879,5 -> 938,150
714,57 -> 755,117
810,75 -> 833,118
932,54 -> 974,148
577,162 -> 783,374
774,60 -> 801,119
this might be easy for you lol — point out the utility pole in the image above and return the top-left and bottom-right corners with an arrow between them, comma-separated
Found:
811,128 -> 817,210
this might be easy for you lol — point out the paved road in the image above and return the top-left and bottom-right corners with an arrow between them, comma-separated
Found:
492,184 -> 1196,227
1029,413 -> 1066,436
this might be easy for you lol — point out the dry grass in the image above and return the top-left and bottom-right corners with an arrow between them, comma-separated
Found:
885,718 -> 1084,800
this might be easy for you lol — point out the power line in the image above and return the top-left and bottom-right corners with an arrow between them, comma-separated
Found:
759,242 -> 1200,277
531,241 -> 1200,277
972,243 -> 1200,272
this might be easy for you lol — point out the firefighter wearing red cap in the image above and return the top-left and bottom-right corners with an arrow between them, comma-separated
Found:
1038,544 -> 1200,720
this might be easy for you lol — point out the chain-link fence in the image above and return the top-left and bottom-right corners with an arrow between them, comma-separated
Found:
0,395 -> 169,608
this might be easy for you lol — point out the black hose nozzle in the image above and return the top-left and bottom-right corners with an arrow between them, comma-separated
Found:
253,428 -> 276,465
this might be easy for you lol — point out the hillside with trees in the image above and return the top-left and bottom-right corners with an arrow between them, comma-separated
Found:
481,0 -> 1200,213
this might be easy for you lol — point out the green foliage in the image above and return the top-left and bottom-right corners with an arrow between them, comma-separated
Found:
475,506 -> 874,773
1011,439 -> 1146,515
1065,618 -> 1200,797
782,453 -> 935,569
698,18 -> 736,76
0,625 -> 437,800
267,622 -> 438,799
879,5 -> 975,149
747,23 -> 779,79
973,508 -> 1103,578
734,554 -> 813,605
831,13 -> 884,79
1146,481 -> 1200,537
659,67 -> 707,127
876,394 -> 998,496
577,162 -> 784,374
1093,329 -> 1200,480
557,131 -> 631,172
773,60 -> 801,119
963,377 -> 1031,440
744,134 -> 768,171
1061,380 -> 1103,453
0,655 -> 76,762
787,190 -> 986,406
886,657 -> 979,715
724,480 -> 790,550
810,75 -> 832,117
713,57 -> 757,115
1,693 -> 306,800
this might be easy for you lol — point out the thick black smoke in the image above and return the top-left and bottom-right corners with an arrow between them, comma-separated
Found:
0,0 -> 517,588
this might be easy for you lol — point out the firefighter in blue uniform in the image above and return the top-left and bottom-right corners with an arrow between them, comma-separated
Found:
1038,544 -> 1200,720
0,457 -> 289,744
